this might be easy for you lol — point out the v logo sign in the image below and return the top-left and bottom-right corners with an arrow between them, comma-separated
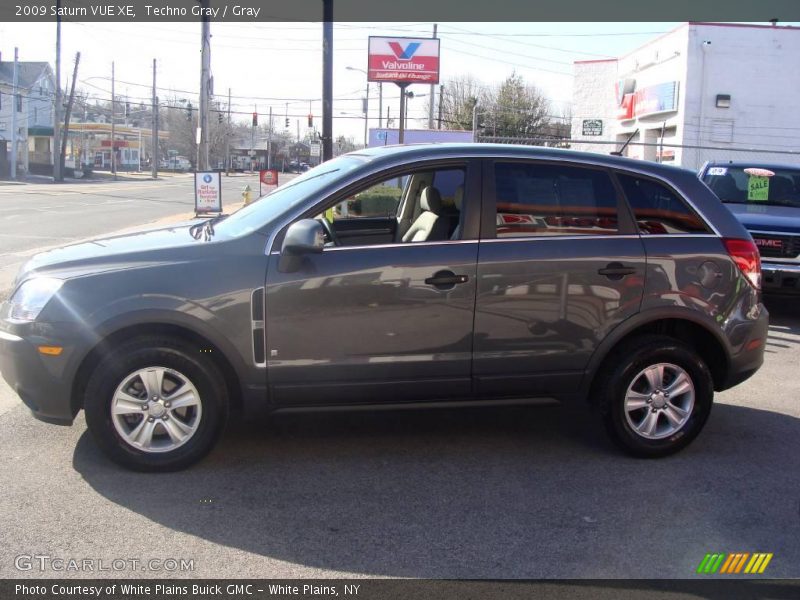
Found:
388,42 -> 421,60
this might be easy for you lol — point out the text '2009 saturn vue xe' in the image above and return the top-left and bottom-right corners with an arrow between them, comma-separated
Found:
0,144 -> 767,470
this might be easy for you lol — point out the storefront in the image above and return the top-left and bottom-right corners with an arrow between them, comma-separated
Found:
570,23 -> 800,170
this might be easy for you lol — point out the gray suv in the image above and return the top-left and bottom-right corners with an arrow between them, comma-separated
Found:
0,144 -> 768,470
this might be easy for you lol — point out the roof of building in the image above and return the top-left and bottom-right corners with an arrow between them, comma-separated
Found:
574,22 -> 800,64
0,61 -> 52,89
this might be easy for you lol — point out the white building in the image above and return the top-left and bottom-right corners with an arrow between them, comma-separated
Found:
0,55 -> 55,178
570,22 -> 800,170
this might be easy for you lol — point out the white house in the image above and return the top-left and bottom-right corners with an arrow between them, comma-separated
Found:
0,54 -> 55,178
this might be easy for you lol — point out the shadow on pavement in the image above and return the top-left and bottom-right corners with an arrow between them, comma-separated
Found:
72,395 -> 800,578
764,297 -> 800,353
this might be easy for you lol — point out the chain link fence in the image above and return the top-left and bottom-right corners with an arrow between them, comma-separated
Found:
474,134 -> 800,172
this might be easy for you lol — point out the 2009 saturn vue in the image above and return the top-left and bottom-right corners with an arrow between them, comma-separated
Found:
0,144 -> 768,470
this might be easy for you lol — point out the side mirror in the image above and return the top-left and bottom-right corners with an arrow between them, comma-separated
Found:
278,219 -> 324,272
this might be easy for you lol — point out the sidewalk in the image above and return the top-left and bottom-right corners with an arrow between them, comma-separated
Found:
0,170 -> 193,186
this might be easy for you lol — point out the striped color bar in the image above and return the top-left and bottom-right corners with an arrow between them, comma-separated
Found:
697,553 -> 773,574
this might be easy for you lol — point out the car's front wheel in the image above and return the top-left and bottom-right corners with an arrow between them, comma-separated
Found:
84,336 -> 228,471
596,335 -> 714,457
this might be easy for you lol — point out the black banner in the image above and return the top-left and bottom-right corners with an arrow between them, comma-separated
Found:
3,0 -> 800,22
4,580 -> 800,600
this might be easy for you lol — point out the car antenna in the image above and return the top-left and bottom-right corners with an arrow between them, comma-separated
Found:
610,129 -> 640,157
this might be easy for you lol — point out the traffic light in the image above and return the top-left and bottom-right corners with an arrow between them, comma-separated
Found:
125,101 -> 130,117
185,102 -> 192,121
252,112 -> 258,126
218,111 -> 224,124
307,113 -> 313,128
285,117 -> 290,128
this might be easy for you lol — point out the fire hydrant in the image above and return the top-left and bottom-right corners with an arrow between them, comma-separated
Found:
242,184 -> 252,205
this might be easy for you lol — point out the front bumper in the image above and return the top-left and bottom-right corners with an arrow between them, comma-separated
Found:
0,327 -> 78,425
762,262 -> 800,294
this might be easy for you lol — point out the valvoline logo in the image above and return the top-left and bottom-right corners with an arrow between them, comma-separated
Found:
388,41 -> 421,61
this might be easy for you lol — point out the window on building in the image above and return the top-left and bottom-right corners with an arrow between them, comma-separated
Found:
618,174 -> 710,234
493,162 -> 620,238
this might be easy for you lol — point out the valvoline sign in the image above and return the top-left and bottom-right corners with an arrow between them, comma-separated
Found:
368,36 -> 440,84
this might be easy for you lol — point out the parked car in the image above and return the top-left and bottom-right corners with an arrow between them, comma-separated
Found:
700,161 -> 800,294
0,144 -> 767,470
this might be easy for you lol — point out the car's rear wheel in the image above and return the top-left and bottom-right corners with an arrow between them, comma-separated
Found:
84,336 -> 227,471
596,335 -> 714,457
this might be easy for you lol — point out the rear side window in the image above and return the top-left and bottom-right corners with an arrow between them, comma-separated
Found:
618,174 -> 710,235
493,162 -> 620,238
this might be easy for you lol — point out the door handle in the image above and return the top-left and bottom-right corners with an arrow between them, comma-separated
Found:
425,270 -> 469,289
598,262 -> 637,280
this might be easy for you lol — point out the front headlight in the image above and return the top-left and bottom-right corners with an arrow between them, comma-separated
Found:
6,278 -> 63,323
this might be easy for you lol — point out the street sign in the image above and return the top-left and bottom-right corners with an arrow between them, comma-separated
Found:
582,119 -> 603,136
368,36 -> 441,84
310,142 -> 321,157
194,171 -> 222,214
259,169 -> 279,195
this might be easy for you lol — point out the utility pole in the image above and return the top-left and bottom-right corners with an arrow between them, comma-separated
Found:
10,48 -> 19,179
224,87 -> 231,173
437,84 -> 443,130
59,52 -> 80,178
378,83 -> 383,128
151,59 -> 158,179
362,85 -> 369,148
251,104 -> 256,170
53,0 -> 62,182
398,85 -> 408,143
471,100 -> 480,143
111,61 -> 116,178
321,0 -> 333,161
267,106 -> 273,170
428,23 -> 437,129
198,0 -> 211,171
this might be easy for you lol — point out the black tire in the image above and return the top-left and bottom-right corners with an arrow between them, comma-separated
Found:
84,335 -> 228,471
595,334 -> 714,458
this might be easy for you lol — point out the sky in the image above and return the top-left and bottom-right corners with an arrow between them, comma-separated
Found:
0,20 -> 760,142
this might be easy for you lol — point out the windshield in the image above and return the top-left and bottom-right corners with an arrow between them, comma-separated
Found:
212,155 -> 369,238
703,165 -> 800,208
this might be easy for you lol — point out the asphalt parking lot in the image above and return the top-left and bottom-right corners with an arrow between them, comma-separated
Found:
0,297 -> 798,579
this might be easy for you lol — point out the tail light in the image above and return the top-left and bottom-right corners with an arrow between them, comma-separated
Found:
724,238 -> 761,290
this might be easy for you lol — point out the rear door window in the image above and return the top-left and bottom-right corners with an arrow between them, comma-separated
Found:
492,162 -> 620,238
617,174 -> 710,235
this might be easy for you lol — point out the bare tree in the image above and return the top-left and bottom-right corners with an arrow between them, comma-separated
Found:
335,135 -> 358,155
439,74 -> 485,130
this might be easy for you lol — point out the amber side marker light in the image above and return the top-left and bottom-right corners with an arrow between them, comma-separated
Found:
37,346 -> 63,356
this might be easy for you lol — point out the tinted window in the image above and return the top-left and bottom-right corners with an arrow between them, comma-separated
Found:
214,155 -> 367,238
618,174 -> 709,235
702,165 -> 800,208
493,162 -> 619,238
